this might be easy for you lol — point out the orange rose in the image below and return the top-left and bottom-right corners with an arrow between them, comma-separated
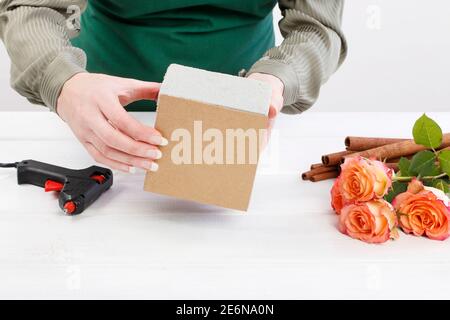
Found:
393,180 -> 450,241
339,200 -> 399,244
330,157 -> 392,215
331,177 -> 345,214
339,157 -> 392,203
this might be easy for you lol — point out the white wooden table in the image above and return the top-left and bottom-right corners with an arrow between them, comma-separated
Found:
1,111 -> 449,299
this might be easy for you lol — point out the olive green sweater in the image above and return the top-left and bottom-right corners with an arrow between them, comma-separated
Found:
0,0 -> 346,114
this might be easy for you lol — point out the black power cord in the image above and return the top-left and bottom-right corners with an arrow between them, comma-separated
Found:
0,162 -> 18,168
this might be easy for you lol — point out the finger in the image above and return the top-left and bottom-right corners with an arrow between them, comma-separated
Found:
268,96 -> 283,119
93,113 -> 163,159
119,80 -> 161,105
268,105 -> 277,119
104,97 -> 168,146
84,142 -> 132,173
89,135 -> 159,172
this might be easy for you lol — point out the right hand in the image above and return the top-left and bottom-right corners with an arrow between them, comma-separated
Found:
57,72 -> 167,173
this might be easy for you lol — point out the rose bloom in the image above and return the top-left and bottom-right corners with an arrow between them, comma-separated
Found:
331,157 -> 392,214
340,157 -> 392,202
331,177 -> 344,214
339,200 -> 399,244
393,179 -> 450,241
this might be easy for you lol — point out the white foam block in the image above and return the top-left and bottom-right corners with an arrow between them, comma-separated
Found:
158,64 -> 272,115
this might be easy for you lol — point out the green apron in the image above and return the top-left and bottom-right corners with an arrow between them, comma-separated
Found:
72,0 -> 276,111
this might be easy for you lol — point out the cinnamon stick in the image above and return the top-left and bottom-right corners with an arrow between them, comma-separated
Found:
307,160 -> 399,182
302,165 -> 338,180
322,150 -> 354,166
310,163 -> 324,170
385,155 -> 413,163
345,137 -> 408,151
310,170 -> 339,182
346,134 -> 450,161
309,161 -> 397,182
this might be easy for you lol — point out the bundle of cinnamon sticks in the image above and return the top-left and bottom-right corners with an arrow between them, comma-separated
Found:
302,134 -> 450,182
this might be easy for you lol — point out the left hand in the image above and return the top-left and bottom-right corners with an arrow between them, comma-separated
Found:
247,73 -> 284,132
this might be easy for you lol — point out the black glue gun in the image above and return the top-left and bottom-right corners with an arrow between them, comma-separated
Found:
4,160 -> 113,215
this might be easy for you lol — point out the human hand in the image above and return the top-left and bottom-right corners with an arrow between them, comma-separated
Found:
57,73 -> 167,173
247,72 -> 284,132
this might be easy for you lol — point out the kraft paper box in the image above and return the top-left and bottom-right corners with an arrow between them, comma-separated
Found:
144,64 -> 271,211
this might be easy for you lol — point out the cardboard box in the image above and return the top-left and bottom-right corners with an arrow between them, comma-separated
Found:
144,64 -> 271,211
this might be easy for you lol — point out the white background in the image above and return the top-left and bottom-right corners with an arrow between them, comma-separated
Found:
0,0 -> 449,112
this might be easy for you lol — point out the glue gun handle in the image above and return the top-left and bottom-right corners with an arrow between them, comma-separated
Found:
16,160 -> 74,187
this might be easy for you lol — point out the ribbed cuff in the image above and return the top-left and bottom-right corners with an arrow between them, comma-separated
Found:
247,59 -> 299,107
40,50 -> 87,112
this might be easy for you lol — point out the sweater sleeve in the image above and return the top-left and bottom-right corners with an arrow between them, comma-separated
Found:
247,0 -> 347,114
0,0 -> 87,111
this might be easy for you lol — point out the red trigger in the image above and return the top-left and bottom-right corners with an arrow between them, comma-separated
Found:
44,180 -> 64,192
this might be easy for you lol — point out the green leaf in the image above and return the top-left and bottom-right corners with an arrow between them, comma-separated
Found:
419,160 -> 440,177
409,150 -> 437,176
384,181 -> 408,203
398,157 -> 411,177
412,114 -> 443,149
439,150 -> 450,177
432,179 -> 450,193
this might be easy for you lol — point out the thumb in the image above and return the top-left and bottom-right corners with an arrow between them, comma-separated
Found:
120,80 -> 161,105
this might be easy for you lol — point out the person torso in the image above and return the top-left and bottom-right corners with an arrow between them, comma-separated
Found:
72,0 -> 277,110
